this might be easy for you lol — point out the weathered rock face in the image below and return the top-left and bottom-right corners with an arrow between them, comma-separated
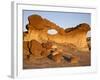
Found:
24,14 -> 90,51
23,40 -> 53,61
29,40 -> 43,57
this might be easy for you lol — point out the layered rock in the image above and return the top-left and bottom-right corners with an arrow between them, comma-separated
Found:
24,14 -> 90,51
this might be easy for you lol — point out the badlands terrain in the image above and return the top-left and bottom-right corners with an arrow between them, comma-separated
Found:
23,14 -> 91,69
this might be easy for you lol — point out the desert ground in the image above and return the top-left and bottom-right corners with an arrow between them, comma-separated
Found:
23,46 -> 90,69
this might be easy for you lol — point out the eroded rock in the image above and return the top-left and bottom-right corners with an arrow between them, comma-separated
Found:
24,14 -> 90,51
29,40 -> 43,58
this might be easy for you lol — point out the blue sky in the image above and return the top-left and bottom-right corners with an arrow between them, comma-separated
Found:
23,10 -> 91,36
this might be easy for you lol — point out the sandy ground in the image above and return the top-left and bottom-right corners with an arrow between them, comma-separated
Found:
23,51 -> 90,69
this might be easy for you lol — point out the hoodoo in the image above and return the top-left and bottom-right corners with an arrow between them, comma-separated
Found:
24,14 -> 90,51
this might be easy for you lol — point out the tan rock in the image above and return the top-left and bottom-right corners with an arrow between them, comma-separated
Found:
42,42 -> 52,50
52,52 -> 62,63
29,40 -> 43,58
70,56 -> 80,64
28,14 -> 45,30
23,41 -> 30,59
24,14 -> 90,51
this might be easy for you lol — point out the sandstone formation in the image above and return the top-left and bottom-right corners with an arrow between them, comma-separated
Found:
23,14 -> 91,68
24,14 -> 90,51
29,40 -> 43,58
24,40 -> 53,59
87,37 -> 91,50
